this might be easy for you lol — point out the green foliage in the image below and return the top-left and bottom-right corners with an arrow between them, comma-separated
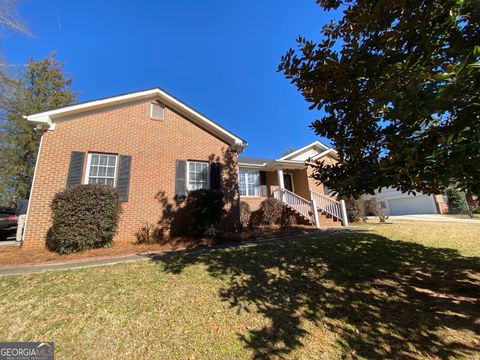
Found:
186,189 -> 225,238
46,185 -> 122,254
279,0 -> 480,197
0,54 -> 77,203
260,198 -> 283,225
446,188 -> 469,214
281,147 -> 295,157
239,201 -> 251,230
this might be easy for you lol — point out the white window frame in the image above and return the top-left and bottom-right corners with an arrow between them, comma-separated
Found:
239,169 -> 260,197
186,161 -> 210,191
150,102 -> 165,120
84,153 -> 119,187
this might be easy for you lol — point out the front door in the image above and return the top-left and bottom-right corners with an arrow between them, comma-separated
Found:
283,173 -> 294,192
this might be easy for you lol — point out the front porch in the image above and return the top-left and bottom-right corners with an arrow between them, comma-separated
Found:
238,141 -> 349,227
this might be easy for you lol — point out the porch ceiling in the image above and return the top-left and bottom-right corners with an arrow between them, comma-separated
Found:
238,157 -> 306,170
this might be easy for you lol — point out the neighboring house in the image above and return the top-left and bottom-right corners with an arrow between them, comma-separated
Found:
238,141 -> 348,227
23,88 -> 246,248
364,188 -> 448,216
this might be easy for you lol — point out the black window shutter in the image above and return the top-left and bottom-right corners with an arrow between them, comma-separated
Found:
259,171 -> 267,185
259,170 -> 268,196
117,155 -> 132,202
66,151 -> 85,188
175,160 -> 187,201
210,162 -> 222,190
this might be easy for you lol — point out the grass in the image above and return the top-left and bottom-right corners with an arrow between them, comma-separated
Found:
440,213 -> 480,220
0,220 -> 479,359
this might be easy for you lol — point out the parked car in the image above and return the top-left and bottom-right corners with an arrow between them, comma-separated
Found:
0,207 -> 17,240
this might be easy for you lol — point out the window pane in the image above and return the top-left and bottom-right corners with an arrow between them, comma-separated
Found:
188,162 -> 209,190
108,156 -> 115,166
87,154 -> 117,187
239,170 -> 259,197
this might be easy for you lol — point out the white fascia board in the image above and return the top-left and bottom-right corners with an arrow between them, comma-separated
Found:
311,148 -> 339,161
25,88 -> 247,150
277,140 -> 331,161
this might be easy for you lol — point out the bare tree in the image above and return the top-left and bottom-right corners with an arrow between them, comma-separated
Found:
0,0 -> 30,36
0,1 -> 31,101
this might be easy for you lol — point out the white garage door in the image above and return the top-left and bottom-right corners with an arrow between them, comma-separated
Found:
388,196 -> 435,215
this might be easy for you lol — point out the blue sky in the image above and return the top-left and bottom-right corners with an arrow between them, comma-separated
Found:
5,0 -> 340,159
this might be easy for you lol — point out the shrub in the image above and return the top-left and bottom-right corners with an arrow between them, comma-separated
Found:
342,197 -> 365,222
371,197 -> 389,223
281,210 -> 297,229
446,188 -> 469,214
135,222 -> 164,244
46,184 -> 122,254
239,201 -> 251,230
186,189 -> 225,238
260,198 -> 283,225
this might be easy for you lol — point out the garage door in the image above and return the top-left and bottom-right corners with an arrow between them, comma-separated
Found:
388,196 -> 435,215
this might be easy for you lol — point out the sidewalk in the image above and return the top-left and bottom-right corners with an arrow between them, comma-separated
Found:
389,214 -> 480,224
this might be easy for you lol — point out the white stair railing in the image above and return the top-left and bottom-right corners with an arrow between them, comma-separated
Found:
310,190 -> 349,226
273,188 -> 318,226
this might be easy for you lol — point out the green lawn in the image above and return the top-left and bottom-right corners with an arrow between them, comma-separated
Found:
1,221 -> 479,359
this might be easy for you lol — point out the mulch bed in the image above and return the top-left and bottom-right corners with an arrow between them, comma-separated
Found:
0,225 -> 318,269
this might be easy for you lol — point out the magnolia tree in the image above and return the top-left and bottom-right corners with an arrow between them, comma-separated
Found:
279,0 -> 479,198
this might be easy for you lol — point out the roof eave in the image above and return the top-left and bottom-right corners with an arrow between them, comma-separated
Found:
25,88 -> 247,148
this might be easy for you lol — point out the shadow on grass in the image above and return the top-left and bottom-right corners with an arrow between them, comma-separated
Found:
149,229 -> 480,359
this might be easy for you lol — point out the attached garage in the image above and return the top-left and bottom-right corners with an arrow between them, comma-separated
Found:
388,196 -> 436,215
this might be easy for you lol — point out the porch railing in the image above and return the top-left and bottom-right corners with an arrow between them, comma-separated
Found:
310,190 -> 349,226
273,188 -> 318,226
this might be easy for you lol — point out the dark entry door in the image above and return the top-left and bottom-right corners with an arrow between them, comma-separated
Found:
283,173 -> 294,192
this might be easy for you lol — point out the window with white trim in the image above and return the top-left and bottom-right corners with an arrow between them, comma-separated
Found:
239,170 -> 260,197
187,161 -> 209,190
86,153 -> 118,186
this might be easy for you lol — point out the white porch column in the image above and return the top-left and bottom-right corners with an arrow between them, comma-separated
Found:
340,199 -> 349,226
311,199 -> 320,228
277,168 -> 285,203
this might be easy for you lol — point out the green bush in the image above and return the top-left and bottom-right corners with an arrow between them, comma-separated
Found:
446,188 -> 469,214
260,198 -> 283,225
186,189 -> 225,238
46,184 -> 122,254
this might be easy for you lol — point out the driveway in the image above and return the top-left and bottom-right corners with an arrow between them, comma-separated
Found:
389,214 -> 480,223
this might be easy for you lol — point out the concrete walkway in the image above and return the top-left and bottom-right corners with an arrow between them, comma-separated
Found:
389,214 -> 480,224
0,229 -> 361,276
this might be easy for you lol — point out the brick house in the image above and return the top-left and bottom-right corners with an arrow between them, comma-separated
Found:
238,142 -> 348,227
23,88 -> 349,249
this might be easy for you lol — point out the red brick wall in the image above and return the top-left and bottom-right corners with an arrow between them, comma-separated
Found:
23,100 -> 239,248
